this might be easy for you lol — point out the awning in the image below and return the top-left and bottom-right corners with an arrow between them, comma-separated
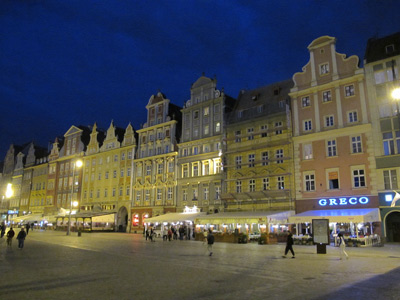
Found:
288,208 -> 381,224
195,211 -> 295,225
145,212 -> 206,224
11,214 -> 42,222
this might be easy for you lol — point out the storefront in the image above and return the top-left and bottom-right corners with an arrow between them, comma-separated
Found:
144,207 -> 205,237
195,210 -> 295,238
56,212 -> 116,232
290,195 -> 381,246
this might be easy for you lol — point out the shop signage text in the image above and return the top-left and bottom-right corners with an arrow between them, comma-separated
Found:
318,196 -> 369,207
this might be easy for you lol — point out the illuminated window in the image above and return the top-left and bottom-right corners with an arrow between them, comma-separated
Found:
302,96 -> 310,107
322,90 -> 331,102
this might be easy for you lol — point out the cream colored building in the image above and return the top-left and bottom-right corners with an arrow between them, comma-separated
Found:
132,92 -> 181,230
177,75 -> 236,213
80,122 -> 136,232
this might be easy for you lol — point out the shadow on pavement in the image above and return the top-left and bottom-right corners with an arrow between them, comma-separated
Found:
315,266 -> 400,300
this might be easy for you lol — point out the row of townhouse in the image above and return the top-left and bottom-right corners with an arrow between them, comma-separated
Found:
1,33 -> 400,241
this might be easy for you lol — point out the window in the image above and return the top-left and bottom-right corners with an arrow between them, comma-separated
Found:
249,179 -> 256,192
194,110 -> 199,119
105,171 -> 109,179
348,111 -> 358,123
327,140 -> 337,157
215,122 -> 221,132
351,136 -> 362,153
278,176 -> 285,189
322,90 -> 332,102
114,154 -> 118,162
136,191 -> 141,202
302,96 -> 310,107
204,125 -> 209,135
263,178 -> 269,190
146,165 -> 151,176
235,130 -> 241,143
303,143 -> 313,160
127,167 -> 131,177
325,115 -> 334,127
97,189 -> 100,198
383,132 -> 395,155
193,146 -> 198,155
235,156 -> 242,169
168,162 -> 174,173
214,159 -> 221,174
126,186 -> 130,196
193,187 -> 198,199
320,63 -> 329,75
203,162 -> 210,175
247,128 -> 254,140
112,188 -> 116,197
275,121 -> 282,127
276,149 -> 283,164
384,170 -> 398,190
238,111 -> 243,118
113,170 -> 117,178
304,120 -> 312,131
167,187 -> 173,200
183,148 -> 188,156
157,189 -> 162,201
304,173 -> 315,191
193,163 -> 199,176
328,170 -> 339,189
119,187 -> 123,197
236,180 -> 242,193
203,144 -> 210,153
183,189 -> 188,201
214,104 -> 220,114
120,169 -> 124,177
157,163 -> 163,174
386,44 -> 395,54
215,185 -> 221,199
183,165 -> 189,178
204,107 -> 209,116
345,85 -> 355,97
104,188 -> 108,197
261,125 -> 268,137
248,154 -> 255,167
121,153 -> 125,161
203,186 -> 209,200
262,152 -> 269,166
353,168 -> 366,188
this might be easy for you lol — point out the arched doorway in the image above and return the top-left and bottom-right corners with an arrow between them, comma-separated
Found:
386,211 -> 400,242
117,206 -> 128,232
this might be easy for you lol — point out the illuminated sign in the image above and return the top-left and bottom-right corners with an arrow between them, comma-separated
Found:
318,196 -> 369,207
8,210 -> 18,215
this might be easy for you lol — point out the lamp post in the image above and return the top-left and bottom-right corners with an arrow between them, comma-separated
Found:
67,159 -> 83,236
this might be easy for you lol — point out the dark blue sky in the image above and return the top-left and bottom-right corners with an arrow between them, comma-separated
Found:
1,0 -> 400,159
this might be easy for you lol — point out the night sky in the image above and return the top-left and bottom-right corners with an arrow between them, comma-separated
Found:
1,1 -> 400,159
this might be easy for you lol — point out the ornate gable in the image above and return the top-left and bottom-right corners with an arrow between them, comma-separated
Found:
100,120 -> 120,152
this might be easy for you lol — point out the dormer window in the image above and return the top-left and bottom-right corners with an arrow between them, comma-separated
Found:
252,94 -> 259,101
386,44 -> 395,54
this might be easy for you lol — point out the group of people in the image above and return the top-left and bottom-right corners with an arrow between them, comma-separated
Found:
0,222 -> 28,249
144,225 -> 194,242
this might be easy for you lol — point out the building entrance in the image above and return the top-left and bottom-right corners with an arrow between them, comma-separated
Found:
386,212 -> 400,242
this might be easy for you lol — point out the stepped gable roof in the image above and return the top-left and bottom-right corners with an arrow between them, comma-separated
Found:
228,79 -> 293,124
364,32 -> 400,64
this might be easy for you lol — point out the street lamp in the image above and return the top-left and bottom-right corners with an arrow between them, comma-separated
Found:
67,159 -> 83,236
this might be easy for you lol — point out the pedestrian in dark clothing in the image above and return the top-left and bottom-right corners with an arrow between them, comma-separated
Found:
168,228 -> 172,241
1,223 -> 6,238
17,228 -> 27,249
283,232 -> 295,258
6,227 -> 15,247
207,229 -> 214,256
145,228 -> 149,241
26,223 -> 30,235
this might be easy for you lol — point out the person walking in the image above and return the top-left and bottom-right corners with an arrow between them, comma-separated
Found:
26,223 -> 30,235
6,227 -> 15,247
1,222 -> 6,238
17,227 -> 27,249
282,232 -> 295,258
168,228 -> 172,241
206,229 -> 214,256
338,233 -> 349,260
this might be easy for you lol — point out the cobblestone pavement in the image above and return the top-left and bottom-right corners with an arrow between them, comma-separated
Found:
0,229 -> 399,300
